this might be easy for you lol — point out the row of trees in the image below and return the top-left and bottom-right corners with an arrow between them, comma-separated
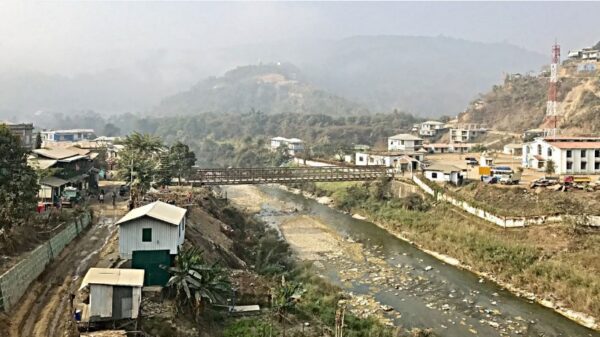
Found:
116,132 -> 197,197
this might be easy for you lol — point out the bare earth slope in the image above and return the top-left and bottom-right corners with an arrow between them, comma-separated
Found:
458,64 -> 600,134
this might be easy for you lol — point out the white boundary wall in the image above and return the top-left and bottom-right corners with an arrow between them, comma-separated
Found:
412,176 -> 599,228
0,212 -> 91,312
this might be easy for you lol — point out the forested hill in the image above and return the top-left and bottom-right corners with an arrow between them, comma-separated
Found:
41,111 -> 422,167
153,63 -> 369,116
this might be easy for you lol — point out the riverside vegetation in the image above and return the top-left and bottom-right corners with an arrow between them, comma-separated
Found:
295,179 -> 600,323
150,185 -> 433,337
186,188 -> 437,337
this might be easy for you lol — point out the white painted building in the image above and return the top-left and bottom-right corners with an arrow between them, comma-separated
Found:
270,137 -> 305,156
79,268 -> 144,322
116,201 -> 187,259
355,151 -> 423,171
424,143 -> 476,154
424,163 -> 464,185
388,134 -> 423,151
503,143 -> 523,156
418,121 -> 446,137
522,137 -> 600,174
449,125 -> 487,143
41,129 -> 95,143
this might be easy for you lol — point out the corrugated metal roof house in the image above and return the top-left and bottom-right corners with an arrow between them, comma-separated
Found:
117,201 -> 187,259
117,201 -> 187,286
79,268 -> 144,322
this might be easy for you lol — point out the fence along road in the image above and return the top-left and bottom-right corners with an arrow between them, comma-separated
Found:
189,166 -> 391,185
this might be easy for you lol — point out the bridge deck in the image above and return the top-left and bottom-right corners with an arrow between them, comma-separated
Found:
189,166 -> 390,185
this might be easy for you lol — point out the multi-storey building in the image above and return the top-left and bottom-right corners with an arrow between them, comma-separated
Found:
388,133 -> 423,151
522,136 -> 600,174
1,121 -> 34,150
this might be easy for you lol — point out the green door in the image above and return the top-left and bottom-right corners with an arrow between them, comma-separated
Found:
132,250 -> 172,286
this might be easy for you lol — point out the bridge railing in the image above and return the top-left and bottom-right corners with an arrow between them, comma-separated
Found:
189,165 -> 391,185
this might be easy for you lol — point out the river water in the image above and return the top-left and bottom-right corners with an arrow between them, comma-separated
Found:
228,185 -> 599,337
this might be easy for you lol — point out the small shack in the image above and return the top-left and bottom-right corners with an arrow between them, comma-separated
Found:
503,143 -> 523,156
79,268 -> 144,322
424,163 -> 464,185
116,201 -> 187,285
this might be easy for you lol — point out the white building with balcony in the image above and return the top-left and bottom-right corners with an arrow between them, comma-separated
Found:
270,137 -> 304,156
418,121 -> 446,137
522,137 -> 600,174
388,134 -> 423,151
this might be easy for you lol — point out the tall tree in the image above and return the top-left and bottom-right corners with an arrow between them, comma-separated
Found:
0,125 -> 39,229
35,133 -> 42,149
545,159 -> 556,175
117,132 -> 164,195
169,142 -> 196,185
103,123 -> 121,137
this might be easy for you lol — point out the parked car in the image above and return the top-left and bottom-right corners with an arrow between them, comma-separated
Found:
499,172 -> 521,185
61,187 -> 82,207
465,157 -> 479,166
530,178 -> 556,188
481,175 -> 498,184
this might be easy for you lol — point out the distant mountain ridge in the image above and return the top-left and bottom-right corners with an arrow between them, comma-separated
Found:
0,35 -> 546,121
153,63 -> 369,116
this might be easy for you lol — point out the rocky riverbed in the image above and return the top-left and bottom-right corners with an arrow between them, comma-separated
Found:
222,184 -> 600,337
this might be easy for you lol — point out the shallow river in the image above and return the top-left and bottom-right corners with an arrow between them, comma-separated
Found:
229,185 -> 599,337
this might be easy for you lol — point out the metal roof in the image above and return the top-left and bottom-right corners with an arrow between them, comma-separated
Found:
425,163 -> 463,173
39,176 -> 69,187
28,158 -> 58,170
33,148 -> 81,160
388,133 -> 423,141
115,201 -> 187,226
550,142 -> 600,149
57,154 -> 89,163
79,268 -> 144,289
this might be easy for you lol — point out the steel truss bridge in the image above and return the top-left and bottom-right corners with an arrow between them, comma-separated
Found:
189,166 -> 391,185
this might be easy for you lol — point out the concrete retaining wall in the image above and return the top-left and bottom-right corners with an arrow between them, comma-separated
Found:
0,212 -> 91,312
390,180 -> 425,198
412,176 -> 599,228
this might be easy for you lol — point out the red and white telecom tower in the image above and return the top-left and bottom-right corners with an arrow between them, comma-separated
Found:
545,42 -> 561,137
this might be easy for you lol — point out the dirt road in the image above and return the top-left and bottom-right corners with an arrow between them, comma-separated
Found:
7,185 -> 127,337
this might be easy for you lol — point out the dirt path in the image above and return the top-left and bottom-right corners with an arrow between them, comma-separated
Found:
7,186 -> 127,337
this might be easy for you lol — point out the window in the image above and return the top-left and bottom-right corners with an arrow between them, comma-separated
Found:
595,162 -> 600,171
567,162 -> 573,170
547,148 -> 552,157
431,172 -> 438,179
566,150 -> 572,158
581,162 -> 587,170
142,228 -> 152,242
537,144 -> 542,155
581,150 -> 587,157
595,150 -> 600,158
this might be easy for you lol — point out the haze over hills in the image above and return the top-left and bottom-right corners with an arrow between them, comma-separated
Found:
0,36 -> 546,122
153,63 -> 369,116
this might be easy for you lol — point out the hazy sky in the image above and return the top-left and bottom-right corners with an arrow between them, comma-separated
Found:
1,1 -> 599,75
